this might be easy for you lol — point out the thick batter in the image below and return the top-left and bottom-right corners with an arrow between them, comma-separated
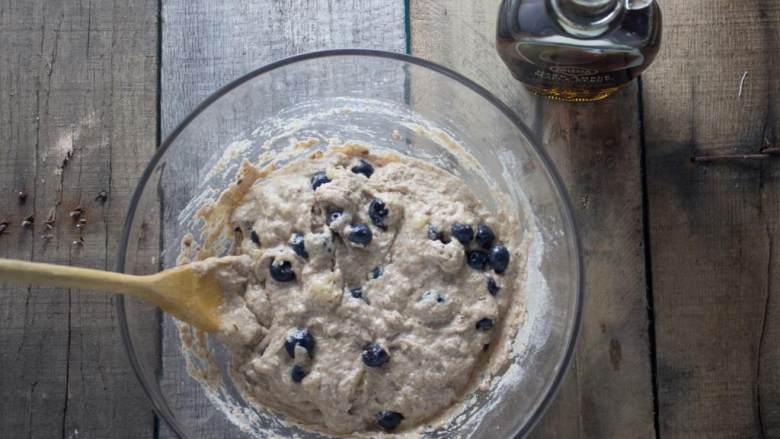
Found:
194,143 -> 522,435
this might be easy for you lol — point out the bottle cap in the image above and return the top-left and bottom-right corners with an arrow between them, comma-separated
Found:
550,0 -> 623,38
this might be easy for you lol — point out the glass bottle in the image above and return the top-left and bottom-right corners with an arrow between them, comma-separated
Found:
496,0 -> 662,102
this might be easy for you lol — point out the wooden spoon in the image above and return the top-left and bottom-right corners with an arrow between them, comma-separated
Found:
0,258 -> 227,332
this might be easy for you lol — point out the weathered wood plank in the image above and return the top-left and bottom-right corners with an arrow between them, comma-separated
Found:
0,0 -> 159,438
410,1 -> 655,437
760,176 -> 780,438
409,0 -> 540,126
159,1 -> 406,437
162,0 -> 408,135
642,0 -> 780,437
536,86 -> 655,438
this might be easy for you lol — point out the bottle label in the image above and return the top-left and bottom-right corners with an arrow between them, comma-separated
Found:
534,67 -> 615,87
547,66 -> 599,76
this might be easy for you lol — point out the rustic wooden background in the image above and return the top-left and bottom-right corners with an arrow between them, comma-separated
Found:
1,0 -> 778,438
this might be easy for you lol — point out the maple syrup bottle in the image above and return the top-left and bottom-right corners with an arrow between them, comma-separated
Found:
497,0 -> 662,102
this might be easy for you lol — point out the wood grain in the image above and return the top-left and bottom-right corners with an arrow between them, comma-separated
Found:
410,1 -> 656,437
0,0 -> 159,438
642,1 -> 780,437
159,1 -> 406,437
536,86 -> 655,438
5,0 -> 778,438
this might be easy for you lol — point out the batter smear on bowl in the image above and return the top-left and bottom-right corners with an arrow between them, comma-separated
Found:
184,142 -> 525,435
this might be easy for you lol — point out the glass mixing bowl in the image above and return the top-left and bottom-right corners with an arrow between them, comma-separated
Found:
117,50 -> 582,439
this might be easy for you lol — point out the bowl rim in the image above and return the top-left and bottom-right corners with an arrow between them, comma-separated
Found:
115,48 -> 583,439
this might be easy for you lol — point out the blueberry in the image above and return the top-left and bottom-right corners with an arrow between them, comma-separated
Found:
310,171 -> 331,190
475,224 -> 495,249
351,160 -> 374,178
376,411 -> 404,431
350,287 -> 363,299
487,277 -> 501,296
291,364 -> 307,383
284,329 -> 316,359
427,225 -> 443,241
466,250 -> 489,270
289,233 -> 309,259
436,293 -> 446,303
476,318 -> 494,331
348,224 -> 373,246
326,209 -> 343,225
489,245 -> 510,274
451,223 -> 474,245
368,198 -> 389,228
371,265 -> 384,279
269,259 -> 296,282
362,342 -> 390,367
249,230 -> 261,246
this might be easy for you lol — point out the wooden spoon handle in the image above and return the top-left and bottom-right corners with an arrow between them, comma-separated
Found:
0,258 -> 154,299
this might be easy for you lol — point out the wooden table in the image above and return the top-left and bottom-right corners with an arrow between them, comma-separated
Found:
1,1 -> 777,438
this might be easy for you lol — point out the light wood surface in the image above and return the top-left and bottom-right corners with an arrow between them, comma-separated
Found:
0,0 -> 158,438
2,0 -> 780,438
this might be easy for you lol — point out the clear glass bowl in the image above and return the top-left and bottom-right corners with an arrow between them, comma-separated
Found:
116,50 -> 582,439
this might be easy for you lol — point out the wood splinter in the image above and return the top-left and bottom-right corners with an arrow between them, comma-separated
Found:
45,207 -> 56,228
692,146 -> 780,163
